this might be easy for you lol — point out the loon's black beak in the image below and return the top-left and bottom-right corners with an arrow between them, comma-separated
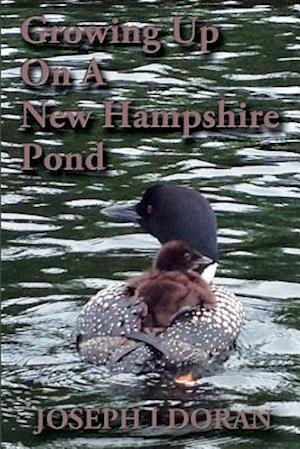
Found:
102,203 -> 140,223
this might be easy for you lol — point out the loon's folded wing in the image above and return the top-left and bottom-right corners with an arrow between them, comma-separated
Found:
75,284 -> 244,376
75,285 -> 144,342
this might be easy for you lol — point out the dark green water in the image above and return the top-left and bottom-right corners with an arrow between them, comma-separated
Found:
2,0 -> 300,448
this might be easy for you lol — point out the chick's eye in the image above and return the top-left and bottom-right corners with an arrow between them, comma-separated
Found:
146,204 -> 154,215
184,252 -> 191,261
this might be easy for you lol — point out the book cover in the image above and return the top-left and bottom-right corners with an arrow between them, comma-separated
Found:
2,1 -> 299,448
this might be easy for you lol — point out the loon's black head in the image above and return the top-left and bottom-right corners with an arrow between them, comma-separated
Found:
103,184 -> 218,262
154,240 -> 212,272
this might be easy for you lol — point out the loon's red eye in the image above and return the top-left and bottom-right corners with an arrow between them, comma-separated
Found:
147,204 -> 154,215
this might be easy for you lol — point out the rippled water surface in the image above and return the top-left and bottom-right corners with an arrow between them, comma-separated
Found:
2,0 -> 300,448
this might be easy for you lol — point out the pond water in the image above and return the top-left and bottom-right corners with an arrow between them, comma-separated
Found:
1,0 -> 300,448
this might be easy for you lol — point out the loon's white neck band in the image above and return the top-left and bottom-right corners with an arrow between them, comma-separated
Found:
201,262 -> 218,284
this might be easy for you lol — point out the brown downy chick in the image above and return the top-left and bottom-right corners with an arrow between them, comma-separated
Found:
128,240 -> 216,331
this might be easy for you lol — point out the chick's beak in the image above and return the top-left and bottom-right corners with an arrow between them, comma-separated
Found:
194,254 -> 213,268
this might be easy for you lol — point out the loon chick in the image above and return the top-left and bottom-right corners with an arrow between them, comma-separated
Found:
103,184 -> 218,283
128,241 -> 216,331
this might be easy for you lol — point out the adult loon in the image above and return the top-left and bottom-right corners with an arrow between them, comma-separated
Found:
75,184 -> 244,380
104,184 -> 219,283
